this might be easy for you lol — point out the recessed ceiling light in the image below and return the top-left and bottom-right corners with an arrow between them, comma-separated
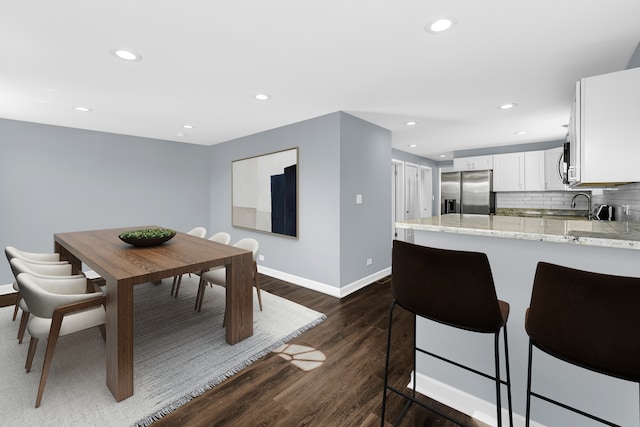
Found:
111,49 -> 143,62
176,132 -> 187,137
405,121 -> 417,126
73,106 -> 92,112
514,131 -> 527,135
254,93 -> 271,101
499,103 -> 517,110
439,154 -> 447,158
425,17 -> 457,34
182,124 -> 194,129
408,144 -> 417,148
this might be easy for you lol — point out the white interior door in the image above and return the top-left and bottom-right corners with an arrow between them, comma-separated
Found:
405,163 -> 419,243
419,166 -> 433,218
392,161 -> 405,242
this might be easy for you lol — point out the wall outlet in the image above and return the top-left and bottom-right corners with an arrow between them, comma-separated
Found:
366,258 -> 372,266
356,194 -> 363,204
258,254 -> 265,262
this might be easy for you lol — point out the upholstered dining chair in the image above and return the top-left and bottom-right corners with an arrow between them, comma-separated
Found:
196,238 -> 262,317
16,272 -> 106,408
171,231 -> 232,299
5,246 -> 62,263
381,240 -> 513,427
525,262 -> 640,426
9,257 -> 86,343
5,246 -> 68,321
208,231 -> 231,245
170,227 -> 208,296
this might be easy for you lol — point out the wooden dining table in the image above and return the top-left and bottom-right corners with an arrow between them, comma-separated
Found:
53,226 -> 254,402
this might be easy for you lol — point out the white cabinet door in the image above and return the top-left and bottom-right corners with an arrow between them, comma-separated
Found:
453,155 -> 493,171
544,147 -> 566,190
524,151 -> 545,191
493,152 -> 524,191
577,67 -> 640,184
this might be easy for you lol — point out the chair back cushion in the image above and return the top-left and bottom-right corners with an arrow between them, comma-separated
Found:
10,257 -> 72,278
5,246 -> 61,263
527,262 -> 640,382
392,240 -> 504,332
234,238 -> 259,260
16,273 -> 97,319
187,227 -> 207,238
209,232 -> 231,245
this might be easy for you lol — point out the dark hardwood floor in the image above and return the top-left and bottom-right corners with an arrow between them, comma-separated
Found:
153,275 -> 491,427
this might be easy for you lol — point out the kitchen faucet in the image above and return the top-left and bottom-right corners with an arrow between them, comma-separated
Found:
571,192 -> 592,219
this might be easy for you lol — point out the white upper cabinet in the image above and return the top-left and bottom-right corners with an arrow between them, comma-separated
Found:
524,150 -> 545,191
544,147 -> 566,190
453,155 -> 493,171
493,150 -> 556,192
568,67 -> 640,186
493,152 -> 524,191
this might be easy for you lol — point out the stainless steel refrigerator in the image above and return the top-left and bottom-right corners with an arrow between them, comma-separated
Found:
441,170 -> 495,215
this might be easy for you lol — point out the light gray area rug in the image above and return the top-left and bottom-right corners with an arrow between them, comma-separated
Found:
0,276 -> 326,426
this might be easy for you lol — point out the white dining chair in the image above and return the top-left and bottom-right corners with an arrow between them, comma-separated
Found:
17,272 -> 106,408
186,226 -> 207,238
170,227 -> 208,296
5,246 -> 68,321
208,231 -> 231,245
196,238 -> 262,318
9,257 -> 86,343
171,231 -> 232,298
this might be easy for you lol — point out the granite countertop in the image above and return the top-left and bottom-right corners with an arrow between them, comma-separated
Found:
396,214 -> 640,250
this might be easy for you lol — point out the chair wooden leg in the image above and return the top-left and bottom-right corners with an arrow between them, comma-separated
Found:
18,310 -> 30,343
195,275 -> 206,312
174,275 -> 183,298
170,275 -> 178,295
26,337 -> 39,372
12,292 -> 21,321
253,262 -> 263,311
35,315 -> 63,408
98,324 -> 107,341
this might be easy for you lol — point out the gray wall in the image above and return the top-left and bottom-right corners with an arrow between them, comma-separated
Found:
208,112 -> 392,290
1,113 -> 392,292
340,113 -> 392,284
0,118 -> 211,283
208,112 -> 342,287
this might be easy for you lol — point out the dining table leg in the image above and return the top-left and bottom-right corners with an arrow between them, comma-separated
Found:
225,251 -> 254,344
104,276 -> 135,401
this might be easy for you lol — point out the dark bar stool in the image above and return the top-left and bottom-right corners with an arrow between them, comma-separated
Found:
381,240 -> 513,427
525,262 -> 640,427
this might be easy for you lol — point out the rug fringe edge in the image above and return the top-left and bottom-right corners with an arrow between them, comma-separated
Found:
130,313 -> 327,427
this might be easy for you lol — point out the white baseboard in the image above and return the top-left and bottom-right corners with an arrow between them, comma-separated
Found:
257,266 -> 391,298
339,267 -> 391,298
408,371 -> 546,427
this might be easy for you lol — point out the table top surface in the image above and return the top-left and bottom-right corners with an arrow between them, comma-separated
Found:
54,226 -> 250,284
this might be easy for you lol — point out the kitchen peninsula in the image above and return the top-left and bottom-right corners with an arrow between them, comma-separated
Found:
395,214 -> 640,427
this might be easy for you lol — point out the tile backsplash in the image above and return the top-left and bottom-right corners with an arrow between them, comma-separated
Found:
496,182 -> 640,222
592,182 -> 640,222
496,191 -> 590,211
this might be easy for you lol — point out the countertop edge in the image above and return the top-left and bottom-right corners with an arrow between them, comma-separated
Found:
396,217 -> 640,251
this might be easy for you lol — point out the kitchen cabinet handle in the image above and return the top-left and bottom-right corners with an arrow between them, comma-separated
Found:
556,152 -> 563,181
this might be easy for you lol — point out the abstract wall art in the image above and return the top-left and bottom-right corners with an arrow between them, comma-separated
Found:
232,147 -> 298,237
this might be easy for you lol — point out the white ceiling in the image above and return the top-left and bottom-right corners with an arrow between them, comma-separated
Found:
1,1 -> 639,161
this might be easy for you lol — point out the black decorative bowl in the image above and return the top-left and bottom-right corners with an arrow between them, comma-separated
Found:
118,228 -> 176,247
